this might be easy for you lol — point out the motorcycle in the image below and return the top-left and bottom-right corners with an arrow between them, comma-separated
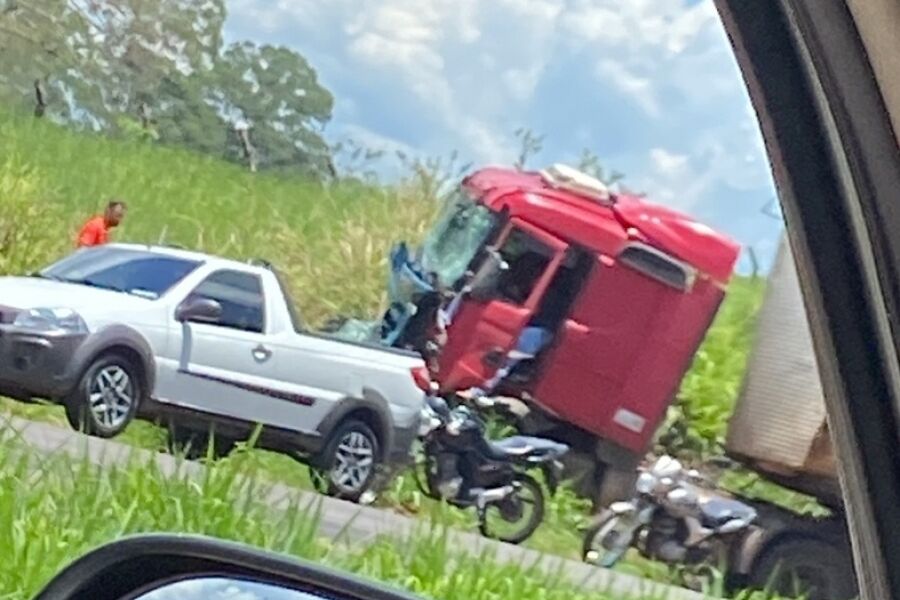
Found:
415,394 -> 568,544
582,455 -> 757,581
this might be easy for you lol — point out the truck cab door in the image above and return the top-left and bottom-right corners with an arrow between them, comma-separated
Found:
437,219 -> 569,392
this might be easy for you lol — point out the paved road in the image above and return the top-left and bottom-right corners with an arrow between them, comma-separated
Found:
5,415 -> 708,600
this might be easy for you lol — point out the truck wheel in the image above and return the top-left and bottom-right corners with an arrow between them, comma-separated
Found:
64,353 -> 143,439
166,423 -> 235,461
748,537 -> 857,600
309,419 -> 381,502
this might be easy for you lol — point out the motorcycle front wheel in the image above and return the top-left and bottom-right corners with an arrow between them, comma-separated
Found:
582,509 -> 637,568
478,473 -> 545,544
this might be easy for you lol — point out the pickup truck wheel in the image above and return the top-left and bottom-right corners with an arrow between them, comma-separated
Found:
748,537 -> 857,600
309,419 -> 380,502
64,354 -> 142,438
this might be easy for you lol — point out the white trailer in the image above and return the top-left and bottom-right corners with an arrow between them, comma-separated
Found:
723,233 -> 857,599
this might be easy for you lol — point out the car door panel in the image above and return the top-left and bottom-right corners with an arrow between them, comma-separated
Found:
154,269 -> 308,431
270,334 -> 363,432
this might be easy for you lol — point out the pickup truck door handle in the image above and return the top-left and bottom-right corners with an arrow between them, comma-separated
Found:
252,344 -> 272,362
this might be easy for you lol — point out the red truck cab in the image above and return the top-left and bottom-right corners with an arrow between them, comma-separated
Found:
410,164 -> 740,504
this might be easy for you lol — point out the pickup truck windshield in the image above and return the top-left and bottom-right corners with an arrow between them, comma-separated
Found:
418,191 -> 497,288
40,247 -> 201,299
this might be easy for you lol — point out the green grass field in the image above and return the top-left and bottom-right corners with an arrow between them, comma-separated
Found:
0,111 -> 794,599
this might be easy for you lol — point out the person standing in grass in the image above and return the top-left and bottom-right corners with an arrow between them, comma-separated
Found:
76,199 -> 127,247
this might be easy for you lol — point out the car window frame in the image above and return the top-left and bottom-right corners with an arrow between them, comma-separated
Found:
718,1 -> 900,597
184,268 -> 268,335
493,226 -> 556,307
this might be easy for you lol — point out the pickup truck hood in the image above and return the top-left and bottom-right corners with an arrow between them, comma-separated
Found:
0,277 -> 157,327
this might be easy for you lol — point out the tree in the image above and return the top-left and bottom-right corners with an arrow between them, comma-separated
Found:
0,1 -> 98,119
577,149 -> 625,187
0,0 -> 337,176
513,127 -> 544,171
211,42 -> 334,176
75,0 -> 227,120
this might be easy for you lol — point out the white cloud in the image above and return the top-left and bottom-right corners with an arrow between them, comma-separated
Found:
497,0 -> 566,22
561,0 -> 717,55
337,124 -> 417,157
503,65 -> 545,102
636,146 -> 706,209
225,0 -> 780,260
596,60 -> 660,118
650,148 -> 689,176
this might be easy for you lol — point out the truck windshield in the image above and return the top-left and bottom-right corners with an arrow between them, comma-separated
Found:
418,191 -> 496,288
40,246 -> 201,299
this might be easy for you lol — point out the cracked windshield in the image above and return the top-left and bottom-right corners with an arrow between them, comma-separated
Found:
0,2 -> 852,600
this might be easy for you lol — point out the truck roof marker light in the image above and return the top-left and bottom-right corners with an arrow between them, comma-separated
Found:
539,163 -> 612,205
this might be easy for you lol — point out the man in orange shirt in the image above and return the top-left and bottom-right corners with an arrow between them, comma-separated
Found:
77,200 -> 127,247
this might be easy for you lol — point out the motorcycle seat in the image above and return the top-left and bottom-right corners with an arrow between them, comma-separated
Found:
487,435 -> 568,461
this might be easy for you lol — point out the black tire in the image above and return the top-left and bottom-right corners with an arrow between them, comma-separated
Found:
64,353 -> 143,438
747,537 -> 858,600
166,423 -> 235,461
309,419 -> 381,502
478,473 -> 545,544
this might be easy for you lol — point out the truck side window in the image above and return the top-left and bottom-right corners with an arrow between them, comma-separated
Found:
186,270 -> 266,333
494,228 -> 553,305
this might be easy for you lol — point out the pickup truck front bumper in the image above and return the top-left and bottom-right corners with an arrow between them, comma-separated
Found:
0,325 -> 87,400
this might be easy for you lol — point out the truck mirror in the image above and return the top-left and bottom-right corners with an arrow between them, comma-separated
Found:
468,248 -> 508,301
175,297 -> 222,324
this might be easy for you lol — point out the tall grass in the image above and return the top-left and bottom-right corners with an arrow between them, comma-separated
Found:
1,425 -> 703,600
0,113 -> 438,325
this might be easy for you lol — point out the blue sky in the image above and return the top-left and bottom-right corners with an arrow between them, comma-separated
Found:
224,0 -> 784,274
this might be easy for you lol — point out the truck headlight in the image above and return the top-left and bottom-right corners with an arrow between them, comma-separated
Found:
13,308 -> 88,334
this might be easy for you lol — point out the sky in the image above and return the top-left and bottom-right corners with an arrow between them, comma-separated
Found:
138,576 -> 316,600
224,0 -> 785,274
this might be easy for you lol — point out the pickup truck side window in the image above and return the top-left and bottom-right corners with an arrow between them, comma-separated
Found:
185,269 -> 266,333
494,228 -> 553,305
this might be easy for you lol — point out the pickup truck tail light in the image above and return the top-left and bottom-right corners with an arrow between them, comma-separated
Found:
411,366 -> 433,393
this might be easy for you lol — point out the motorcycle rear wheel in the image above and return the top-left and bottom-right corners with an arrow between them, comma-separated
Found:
478,473 -> 545,544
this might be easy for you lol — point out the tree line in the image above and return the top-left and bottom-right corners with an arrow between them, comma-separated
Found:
0,0 -> 335,177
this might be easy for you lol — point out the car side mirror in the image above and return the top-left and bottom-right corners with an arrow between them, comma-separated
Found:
468,247 -> 508,301
31,534 -> 423,600
175,297 -> 222,324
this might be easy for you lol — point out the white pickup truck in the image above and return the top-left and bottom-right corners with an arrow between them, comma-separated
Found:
0,243 -> 430,500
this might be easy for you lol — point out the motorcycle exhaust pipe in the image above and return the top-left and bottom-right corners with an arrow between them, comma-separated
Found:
472,484 -> 515,509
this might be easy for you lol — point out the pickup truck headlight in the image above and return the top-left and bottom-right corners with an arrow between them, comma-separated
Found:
13,307 -> 88,334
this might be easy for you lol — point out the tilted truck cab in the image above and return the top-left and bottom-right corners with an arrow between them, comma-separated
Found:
375,164 -> 741,506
